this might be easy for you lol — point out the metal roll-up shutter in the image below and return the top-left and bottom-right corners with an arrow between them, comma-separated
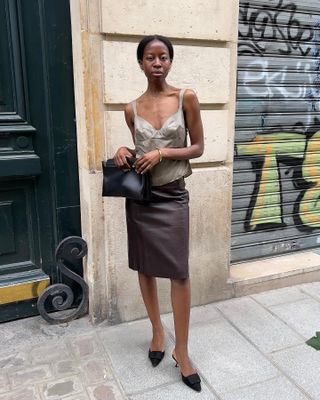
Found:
232,0 -> 320,262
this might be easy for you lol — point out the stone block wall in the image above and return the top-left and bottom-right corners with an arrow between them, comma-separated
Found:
70,0 -> 239,322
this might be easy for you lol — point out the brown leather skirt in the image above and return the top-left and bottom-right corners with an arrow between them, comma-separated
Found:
125,177 -> 189,279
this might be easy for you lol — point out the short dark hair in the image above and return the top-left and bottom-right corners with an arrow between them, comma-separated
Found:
137,35 -> 174,62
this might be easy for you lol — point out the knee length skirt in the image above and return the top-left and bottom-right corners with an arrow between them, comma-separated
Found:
125,177 -> 189,279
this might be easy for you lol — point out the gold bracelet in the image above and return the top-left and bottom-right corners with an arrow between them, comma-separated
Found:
157,148 -> 163,163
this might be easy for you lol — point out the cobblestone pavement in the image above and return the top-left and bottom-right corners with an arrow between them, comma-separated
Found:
1,281 -> 320,399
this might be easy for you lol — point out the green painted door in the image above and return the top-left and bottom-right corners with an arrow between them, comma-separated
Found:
0,0 -> 81,322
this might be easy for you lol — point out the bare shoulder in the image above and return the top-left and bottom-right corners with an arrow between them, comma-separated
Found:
183,89 -> 198,101
182,89 -> 200,109
124,102 -> 135,116
124,102 -> 133,114
124,102 -> 134,126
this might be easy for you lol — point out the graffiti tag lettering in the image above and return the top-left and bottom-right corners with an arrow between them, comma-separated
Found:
299,131 -> 320,228
239,0 -> 316,56
236,133 -> 305,230
236,131 -> 320,231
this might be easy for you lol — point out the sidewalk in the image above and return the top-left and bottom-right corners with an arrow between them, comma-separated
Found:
1,281 -> 320,400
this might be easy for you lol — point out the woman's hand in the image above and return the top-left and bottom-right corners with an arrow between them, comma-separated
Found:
113,146 -> 134,169
134,150 -> 161,174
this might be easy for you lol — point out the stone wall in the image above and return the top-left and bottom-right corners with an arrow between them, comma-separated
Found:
70,0 -> 239,322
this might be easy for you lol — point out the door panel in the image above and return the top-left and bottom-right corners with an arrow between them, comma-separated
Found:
0,1 -> 27,122
0,0 -> 81,321
0,181 -> 39,269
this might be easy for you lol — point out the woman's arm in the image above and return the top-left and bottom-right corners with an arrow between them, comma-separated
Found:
134,89 -> 204,174
113,103 -> 136,169
162,89 -> 204,160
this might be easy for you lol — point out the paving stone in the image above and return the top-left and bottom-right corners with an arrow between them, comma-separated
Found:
129,381 -> 217,400
29,342 -> 71,364
1,283 -> 320,400
68,333 -> 102,359
269,298 -> 320,339
53,360 -> 80,377
10,364 -> 52,386
0,316 -> 94,355
220,376 -> 309,400
300,282 -> 320,301
87,381 -> 126,400
162,303 -> 222,334
216,297 -> 303,353
0,374 -> 9,393
0,352 -> 29,371
41,376 -> 84,399
271,344 -> 320,399
0,386 -> 40,400
98,320 -> 178,394
251,286 -> 309,307
188,319 -> 279,395
80,358 -> 113,384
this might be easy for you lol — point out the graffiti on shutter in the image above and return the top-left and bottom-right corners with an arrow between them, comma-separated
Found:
232,0 -> 320,262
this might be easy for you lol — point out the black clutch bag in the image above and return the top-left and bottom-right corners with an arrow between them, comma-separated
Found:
102,157 -> 151,201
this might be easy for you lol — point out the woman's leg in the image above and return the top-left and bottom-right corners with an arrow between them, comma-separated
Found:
171,278 -> 196,376
138,272 -> 165,351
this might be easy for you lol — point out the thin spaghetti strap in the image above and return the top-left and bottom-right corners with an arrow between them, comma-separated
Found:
131,100 -> 137,116
179,89 -> 186,110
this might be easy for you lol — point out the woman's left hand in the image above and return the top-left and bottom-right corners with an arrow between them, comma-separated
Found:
133,150 -> 161,174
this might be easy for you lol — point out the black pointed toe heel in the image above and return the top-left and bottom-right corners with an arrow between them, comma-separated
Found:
172,354 -> 202,392
181,373 -> 202,392
148,349 -> 165,367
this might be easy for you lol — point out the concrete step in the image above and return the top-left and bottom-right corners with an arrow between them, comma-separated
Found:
229,250 -> 320,296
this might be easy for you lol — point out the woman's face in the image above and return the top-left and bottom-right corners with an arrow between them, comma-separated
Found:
139,40 -> 172,80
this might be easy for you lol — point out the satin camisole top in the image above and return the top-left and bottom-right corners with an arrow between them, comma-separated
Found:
131,89 -> 192,186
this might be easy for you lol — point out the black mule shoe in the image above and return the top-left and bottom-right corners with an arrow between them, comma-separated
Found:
148,349 -> 165,367
172,354 -> 202,392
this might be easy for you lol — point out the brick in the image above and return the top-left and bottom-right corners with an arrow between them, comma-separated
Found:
0,352 -> 28,370
10,365 -> 52,387
41,376 -> 83,400
87,382 -> 126,400
68,334 -> 102,358
0,387 -> 40,400
80,358 -> 113,384
53,360 -> 80,377
30,343 -> 71,364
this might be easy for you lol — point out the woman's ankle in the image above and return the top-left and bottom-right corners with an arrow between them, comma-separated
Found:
150,326 -> 165,352
173,345 -> 189,358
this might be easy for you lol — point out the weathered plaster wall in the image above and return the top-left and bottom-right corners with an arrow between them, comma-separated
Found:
70,0 -> 239,322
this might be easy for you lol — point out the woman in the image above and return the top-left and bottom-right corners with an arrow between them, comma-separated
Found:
113,35 -> 204,392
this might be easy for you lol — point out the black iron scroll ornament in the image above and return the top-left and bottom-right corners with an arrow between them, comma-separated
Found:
37,236 -> 89,324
